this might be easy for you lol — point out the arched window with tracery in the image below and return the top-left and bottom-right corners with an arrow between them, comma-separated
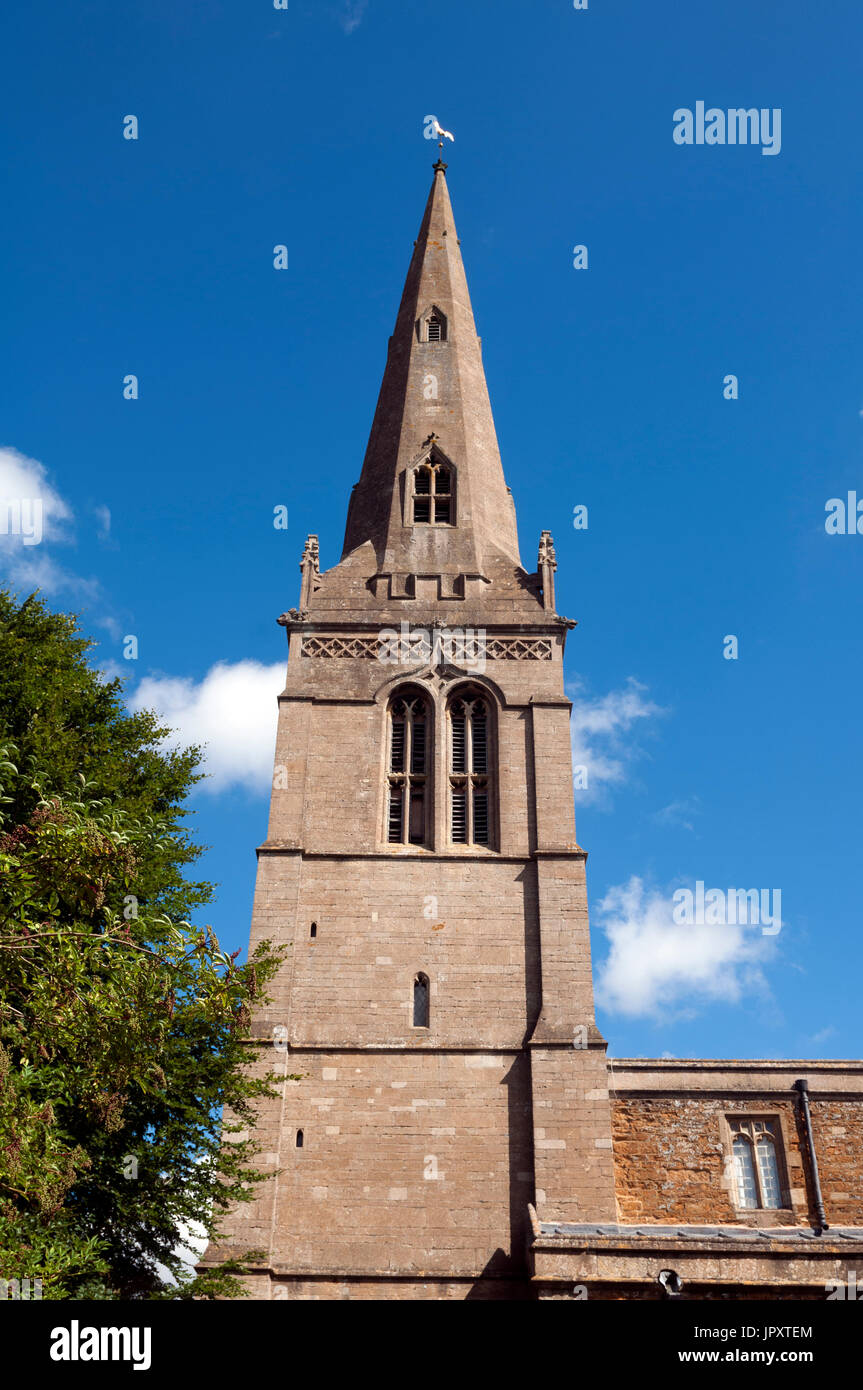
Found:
730,1118 -> 784,1209
411,460 -> 453,526
448,687 -> 494,847
386,689 -> 430,847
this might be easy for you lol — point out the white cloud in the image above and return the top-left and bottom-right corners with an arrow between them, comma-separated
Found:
569,678 -> 664,804
93,657 -> 128,686
811,1025 -> 837,1046
0,448 -> 119,628
1,542 -> 121,638
129,661 -> 284,794
340,0 -> 368,33
94,504 -> 111,540
2,549 -> 96,597
653,797 -> 701,833
0,447 -> 74,584
0,445 -> 72,547
595,876 -> 775,1020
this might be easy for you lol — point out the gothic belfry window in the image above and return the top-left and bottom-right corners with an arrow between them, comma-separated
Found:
448,688 -> 494,847
411,460 -> 453,526
386,688 -> 430,847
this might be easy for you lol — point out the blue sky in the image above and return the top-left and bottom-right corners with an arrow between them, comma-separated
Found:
2,0 -> 861,1060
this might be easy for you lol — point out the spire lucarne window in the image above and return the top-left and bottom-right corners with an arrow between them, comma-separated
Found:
448,688 -> 493,847
386,689 -> 430,846
422,307 -> 447,342
411,460 -> 453,526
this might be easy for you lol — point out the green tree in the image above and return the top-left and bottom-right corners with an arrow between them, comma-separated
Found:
0,589 -> 207,921
0,590 -> 287,1298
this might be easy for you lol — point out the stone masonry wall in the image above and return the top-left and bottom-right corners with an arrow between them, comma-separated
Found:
612,1095 -> 863,1228
268,1049 -> 533,1282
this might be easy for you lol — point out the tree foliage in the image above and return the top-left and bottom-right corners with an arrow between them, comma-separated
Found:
0,591 -> 286,1298
0,589 -> 208,921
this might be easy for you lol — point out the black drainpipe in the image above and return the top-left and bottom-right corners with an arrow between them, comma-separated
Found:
794,1078 -> 828,1232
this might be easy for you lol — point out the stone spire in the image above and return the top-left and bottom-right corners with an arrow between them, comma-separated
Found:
341,161 -> 521,579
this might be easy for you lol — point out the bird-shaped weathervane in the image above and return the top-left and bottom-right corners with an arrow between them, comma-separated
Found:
430,117 -> 455,159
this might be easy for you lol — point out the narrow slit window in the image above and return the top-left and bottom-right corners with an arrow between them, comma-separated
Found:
310,921 -> 317,939
296,1129 -> 304,1149
386,691 -> 431,847
413,972 -> 430,1028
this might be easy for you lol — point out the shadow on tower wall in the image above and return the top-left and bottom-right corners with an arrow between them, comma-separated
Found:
465,1053 -> 535,1300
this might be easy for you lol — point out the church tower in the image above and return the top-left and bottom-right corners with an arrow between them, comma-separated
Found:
216,162 -> 618,1300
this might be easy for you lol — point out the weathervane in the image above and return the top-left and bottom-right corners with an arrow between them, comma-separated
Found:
430,117 -> 454,163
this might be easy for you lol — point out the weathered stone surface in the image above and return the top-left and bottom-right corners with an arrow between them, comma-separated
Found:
204,165 -> 863,1302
